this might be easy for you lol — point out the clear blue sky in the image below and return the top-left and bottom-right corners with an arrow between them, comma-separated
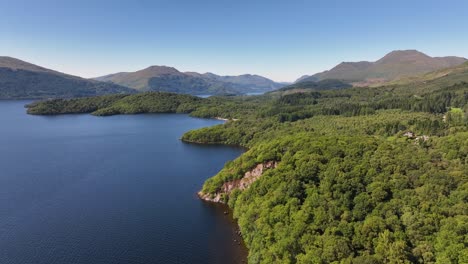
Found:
1,0 -> 467,82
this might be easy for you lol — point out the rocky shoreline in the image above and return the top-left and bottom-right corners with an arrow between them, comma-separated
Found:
198,161 -> 278,203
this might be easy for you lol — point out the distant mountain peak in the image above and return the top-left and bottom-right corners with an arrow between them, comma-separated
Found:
141,65 -> 181,75
376,49 -> 432,64
297,50 -> 467,84
385,49 -> 424,55
202,72 -> 218,78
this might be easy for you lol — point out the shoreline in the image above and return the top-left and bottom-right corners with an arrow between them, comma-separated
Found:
180,138 -> 248,150
179,119 -> 250,262
198,199 -> 249,262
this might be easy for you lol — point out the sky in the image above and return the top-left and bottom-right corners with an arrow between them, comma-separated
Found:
1,0 -> 468,82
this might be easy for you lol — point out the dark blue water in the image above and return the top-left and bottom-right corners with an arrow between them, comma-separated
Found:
0,101 -> 246,264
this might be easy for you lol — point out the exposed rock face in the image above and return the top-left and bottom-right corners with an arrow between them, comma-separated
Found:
198,161 -> 278,203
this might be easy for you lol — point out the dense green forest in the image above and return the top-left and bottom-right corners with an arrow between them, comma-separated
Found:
26,69 -> 468,263
26,92 -> 203,115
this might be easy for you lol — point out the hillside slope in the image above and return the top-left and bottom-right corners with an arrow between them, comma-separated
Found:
298,50 -> 467,85
0,57 -> 134,99
382,61 -> 468,91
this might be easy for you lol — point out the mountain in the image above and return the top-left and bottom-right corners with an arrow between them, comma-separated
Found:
0,56 -> 134,99
95,66 -> 285,95
295,75 -> 316,83
193,72 -> 285,91
0,56 -> 59,74
298,50 -> 467,85
383,61 -> 468,93
95,66 -> 182,90
273,79 -> 352,94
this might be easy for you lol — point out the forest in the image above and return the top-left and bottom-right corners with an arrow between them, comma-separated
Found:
26,74 -> 468,263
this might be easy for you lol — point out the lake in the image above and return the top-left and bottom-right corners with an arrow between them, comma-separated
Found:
0,100 -> 247,264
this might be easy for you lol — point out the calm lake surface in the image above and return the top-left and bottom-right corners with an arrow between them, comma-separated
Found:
0,101 -> 246,264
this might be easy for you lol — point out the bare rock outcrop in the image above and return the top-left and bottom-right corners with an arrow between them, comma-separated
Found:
198,161 -> 278,203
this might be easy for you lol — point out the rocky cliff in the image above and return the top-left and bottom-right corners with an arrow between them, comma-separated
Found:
198,161 -> 278,203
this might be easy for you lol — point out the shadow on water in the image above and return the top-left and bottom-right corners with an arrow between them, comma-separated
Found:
199,200 -> 249,263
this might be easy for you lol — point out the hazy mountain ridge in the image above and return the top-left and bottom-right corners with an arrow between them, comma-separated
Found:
0,57 -> 134,99
198,73 -> 284,91
298,50 -> 467,85
295,75 -> 315,83
2,51 -> 467,99
95,67 -> 285,95
274,79 -> 352,94
94,66 -> 183,90
0,56 -> 59,74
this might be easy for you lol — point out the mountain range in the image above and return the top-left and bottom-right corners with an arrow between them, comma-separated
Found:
94,67 -> 285,95
0,56 -> 286,99
297,50 -> 467,86
1,50 -> 467,99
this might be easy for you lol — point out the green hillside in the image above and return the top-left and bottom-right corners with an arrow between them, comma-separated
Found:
380,61 -> 468,91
